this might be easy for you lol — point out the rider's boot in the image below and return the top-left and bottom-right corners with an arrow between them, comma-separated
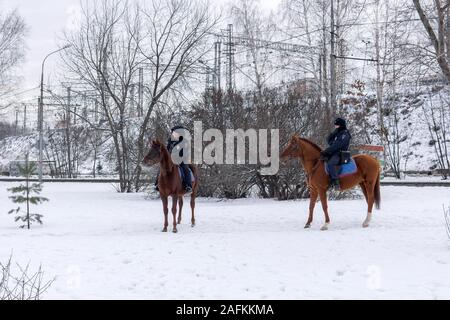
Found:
330,179 -> 341,191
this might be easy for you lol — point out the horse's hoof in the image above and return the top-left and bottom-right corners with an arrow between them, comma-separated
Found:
173,229 -> 178,233
304,224 -> 311,229
191,223 -> 195,228
320,224 -> 329,231
162,228 -> 168,233
363,223 -> 370,228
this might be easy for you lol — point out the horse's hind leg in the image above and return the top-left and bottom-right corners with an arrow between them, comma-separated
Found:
171,196 -> 178,233
162,196 -> 169,232
190,192 -> 196,227
362,181 -> 375,228
318,189 -> 331,231
359,182 -> 368,202
177,196 -> 183,225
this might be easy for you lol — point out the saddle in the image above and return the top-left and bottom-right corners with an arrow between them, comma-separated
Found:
338,159 -> 357,177
323,151 -> 357,178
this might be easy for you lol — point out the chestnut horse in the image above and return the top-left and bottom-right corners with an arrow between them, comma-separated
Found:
281,135 -> 381,230
143,140 -> 198,233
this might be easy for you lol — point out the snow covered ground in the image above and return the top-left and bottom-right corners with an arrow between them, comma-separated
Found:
0,182 -> 449,300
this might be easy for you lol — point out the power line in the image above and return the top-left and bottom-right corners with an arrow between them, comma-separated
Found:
0,86 -> 40,100
338,16 -> 438,27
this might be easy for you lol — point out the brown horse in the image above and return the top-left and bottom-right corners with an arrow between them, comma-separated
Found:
143,140 -> 198,233
281,134 -> 381,230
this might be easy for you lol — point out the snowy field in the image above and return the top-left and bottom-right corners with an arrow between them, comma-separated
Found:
0,182 -> 449,300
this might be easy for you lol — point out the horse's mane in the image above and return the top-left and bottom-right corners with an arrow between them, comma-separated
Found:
152,139 -> 170,156
153,139 -> 165,149
298,137 -> 323,153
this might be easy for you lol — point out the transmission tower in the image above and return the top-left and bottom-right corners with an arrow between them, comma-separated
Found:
224,24 -> 236,93
207,24 -> 319,94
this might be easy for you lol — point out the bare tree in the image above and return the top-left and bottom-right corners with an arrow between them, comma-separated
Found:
231,0 -> 278,99
62,0 -> 143,191
423,87 -> 450,179
444,205 -> 450,240
1,255 -> 54,300
132,0 -> 219,191
413,0 -> 450,83
61,0 -> 217,192
0,8 -> 27,94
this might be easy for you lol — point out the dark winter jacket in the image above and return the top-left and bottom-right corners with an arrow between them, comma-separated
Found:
324,128 -> 352,156
167,136 -> 184,158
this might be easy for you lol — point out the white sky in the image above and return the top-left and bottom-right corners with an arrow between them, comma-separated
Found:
1,0 -> 281,104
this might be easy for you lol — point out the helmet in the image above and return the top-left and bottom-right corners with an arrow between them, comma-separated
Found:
170,125 -> 186,132
334,118 -> 347,128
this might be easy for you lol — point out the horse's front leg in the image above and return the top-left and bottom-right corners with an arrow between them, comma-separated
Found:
171,196 -> 178,233
177,196 -> 183,225
318,189 -> 331,231
161,196 -> 169,232
305,188 -> 318,229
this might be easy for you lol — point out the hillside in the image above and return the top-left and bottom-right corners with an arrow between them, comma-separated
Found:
1,86 -> 449,177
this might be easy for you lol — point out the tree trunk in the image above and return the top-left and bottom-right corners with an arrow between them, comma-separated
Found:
413,0 -> 450,83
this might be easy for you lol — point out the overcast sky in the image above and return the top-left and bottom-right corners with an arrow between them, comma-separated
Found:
1,0 -> 280,103
2,0 -> 80,99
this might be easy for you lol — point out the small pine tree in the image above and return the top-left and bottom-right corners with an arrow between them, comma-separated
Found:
7,156 -> 49,229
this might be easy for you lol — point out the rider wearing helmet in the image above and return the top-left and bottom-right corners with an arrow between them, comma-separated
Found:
320,118 -> 352,190
155,125 -> 192,193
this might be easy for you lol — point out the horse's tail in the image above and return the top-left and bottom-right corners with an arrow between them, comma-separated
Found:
374,171 -> 381,210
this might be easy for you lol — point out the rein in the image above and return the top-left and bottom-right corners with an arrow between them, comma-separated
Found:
159,147 -> 174,176
304,158 -> 322,186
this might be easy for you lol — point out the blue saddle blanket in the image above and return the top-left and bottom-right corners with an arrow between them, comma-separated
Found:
325,159 -> 357,177
178,166 -> 195,183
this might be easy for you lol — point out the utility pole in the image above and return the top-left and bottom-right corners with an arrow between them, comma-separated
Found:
375,0 -> 383,130
375,0 -> 387,166
214,41 -> 222,92
130,84 -> 135,117
23,103 -> 27,134
38,45 -> 71,182
205,66 -> 213,91
14,107 -> 19,136
330,0 -> 337,114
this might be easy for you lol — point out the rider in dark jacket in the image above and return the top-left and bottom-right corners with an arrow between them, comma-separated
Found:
155,125 -> 192,193
320,118 -> 352,190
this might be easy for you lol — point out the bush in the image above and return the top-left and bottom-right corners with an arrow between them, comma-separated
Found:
0,255 -> 54,300
444,206 -> 450,241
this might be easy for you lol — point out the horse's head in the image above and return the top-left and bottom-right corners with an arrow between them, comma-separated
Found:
281,134 -> 303,163
142,140 -> 163,166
